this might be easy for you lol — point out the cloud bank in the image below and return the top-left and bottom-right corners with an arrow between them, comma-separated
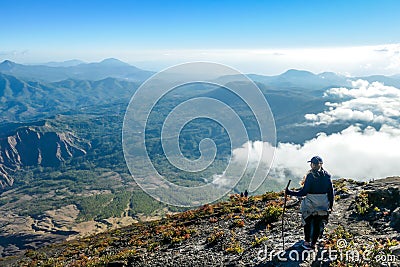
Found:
232,79 -> 400,183
130,44 -> 400,76
273,125 -> 400,180
232,125 -> 400,185
305,80 -> 400,127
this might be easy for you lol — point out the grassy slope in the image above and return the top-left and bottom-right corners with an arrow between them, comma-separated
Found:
4,178 -> 399,267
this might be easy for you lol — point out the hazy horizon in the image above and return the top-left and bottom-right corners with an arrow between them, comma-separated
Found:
1,1 -> 400,76
2,55 -> 400,78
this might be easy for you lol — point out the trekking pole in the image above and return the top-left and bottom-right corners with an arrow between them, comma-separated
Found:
282,180 -> 291,251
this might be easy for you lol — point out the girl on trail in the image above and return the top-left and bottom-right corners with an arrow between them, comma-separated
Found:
286,156 -> 334,250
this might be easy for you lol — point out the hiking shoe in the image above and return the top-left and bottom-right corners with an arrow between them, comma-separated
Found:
302,241 -> 314,250
318,238 -> 326,247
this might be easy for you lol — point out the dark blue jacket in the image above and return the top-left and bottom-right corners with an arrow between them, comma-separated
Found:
287,168 -> 334,209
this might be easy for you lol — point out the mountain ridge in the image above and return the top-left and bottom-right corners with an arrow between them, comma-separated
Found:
0,59 -> 154,82
0,73 -> 139,122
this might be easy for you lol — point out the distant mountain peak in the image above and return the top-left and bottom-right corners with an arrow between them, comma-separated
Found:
99,58 -> 130,66
1,59 -> 14,64
281,69 -> 315,77
0,60 -> 17,70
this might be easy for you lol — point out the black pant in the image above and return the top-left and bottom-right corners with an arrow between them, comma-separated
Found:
304,215 -> 328,245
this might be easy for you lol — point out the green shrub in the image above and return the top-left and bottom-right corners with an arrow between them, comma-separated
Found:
262,205 -> 283,224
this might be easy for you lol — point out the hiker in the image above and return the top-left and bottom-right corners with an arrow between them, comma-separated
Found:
286,156 -> 334,250
244,190 -> 248,198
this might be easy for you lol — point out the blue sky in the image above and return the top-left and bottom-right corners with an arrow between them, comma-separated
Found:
1,0 -> 400,75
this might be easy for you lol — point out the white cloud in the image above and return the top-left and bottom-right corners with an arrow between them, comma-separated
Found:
137,44 -> 400,76
131,44 -> 400,76
233,125 -> 400,182
376,44 -> 400,72
231,141 -> 264,166
275,125 -> 400,180
211,172 -> 230,188
327,79 -> 400,98
306,80 -> 400,126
